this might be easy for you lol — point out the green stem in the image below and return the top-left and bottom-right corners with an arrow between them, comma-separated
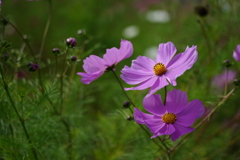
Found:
0,66 -> 38,160
224,68 -> 229,96
0,14 -> 45,93
111,70 -> 170,156
170,87 -> 236,152
39,0 -> 52,60
164,86 -> 167,105
60,47 -> 69,114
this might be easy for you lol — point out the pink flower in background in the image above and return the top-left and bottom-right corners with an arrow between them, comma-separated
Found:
233,44 -> 240,62
211,69 -> 236,88
121,42 -> 198,96
134,89 -> 205,141
77,40 -> 133,84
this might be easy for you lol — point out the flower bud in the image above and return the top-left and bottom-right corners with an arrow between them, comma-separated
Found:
70,56 -> 77,62
233,79 -> 240,86
66,37 -> 77,48
123,101 -> 131,109
223,59 -> 232,68
194,5 -> 209,17
52,48 -> 60,55
126,116 -> 133,121
77,30 -> 84,35
28,62 -> 39,72
1,18 -> 8,26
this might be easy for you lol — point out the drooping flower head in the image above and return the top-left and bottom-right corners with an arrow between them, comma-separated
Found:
134,89 -> 205,141
211,69 -> 236,89
233,44 -> 240,62
77,40 -> 133,84
121,42 -> 198,96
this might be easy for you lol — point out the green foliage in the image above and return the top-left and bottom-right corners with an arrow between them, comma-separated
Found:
0,0 -> 240,159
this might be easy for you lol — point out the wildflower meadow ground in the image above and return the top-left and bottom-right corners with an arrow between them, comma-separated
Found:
1,0 -> 240,160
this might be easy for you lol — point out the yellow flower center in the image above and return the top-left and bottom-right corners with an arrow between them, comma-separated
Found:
162,113 -> 177,124
153,63 -> 167,76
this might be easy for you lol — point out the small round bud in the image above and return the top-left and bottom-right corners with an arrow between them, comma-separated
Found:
52,48 -> 60,55
28,62 -> 39,72
123,101 -> 131,109
126,116 -> 133,121
194,6 -> 209,17
77,30 -> 84,35
223,59 -> 232,68
23,35 -> 30,42
70,56 -> 77,62
233,79 -> 240,86
66,37 -> 77,48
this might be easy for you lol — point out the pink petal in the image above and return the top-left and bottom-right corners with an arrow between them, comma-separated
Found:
233,44 -> 240,62
121,66 -> 153,85
177,99 -> 205,120
133,107 -> 154,124
143,94 -> 166,115
147,75 -> 169,96
165,46 -> 198,84
155,42 -> 177,66
131,56 -> 155,71
83,55 -> 107,73
103,47 -> 119,66
170,123 -> 194,141
145,117 -> 165,133
77,71 -> 104,84
165,89 -> 188,114
151,123 -> 175,138
117,39 -> 133,63
124,76 -> 158,91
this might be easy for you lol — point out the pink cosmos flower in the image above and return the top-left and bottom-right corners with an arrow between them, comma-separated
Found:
233,44 -> 240,62
77,40 -> 133,84
134,89 -> 205,141
121,42 -> 198,96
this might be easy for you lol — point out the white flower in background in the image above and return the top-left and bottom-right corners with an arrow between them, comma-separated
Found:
144,46 -> 158,60
218,0 -> 231,12
146,10 -> 170,23
122,25 -> 140,39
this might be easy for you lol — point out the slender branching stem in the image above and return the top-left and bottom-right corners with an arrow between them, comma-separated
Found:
39,0 -> 52,60
60,47 -> 69,114
224,68 -> 229,96
170,87 -> 236,152
163,86 -> 167,105
111,70 -> 170,157
0,66 -> 38,160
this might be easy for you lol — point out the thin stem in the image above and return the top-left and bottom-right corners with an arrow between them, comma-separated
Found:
60,48 -> 69,114
224,68 -> 229,96
0,66 -> 38,160
163,86 -> 167,105
39,0 -> 52,60
111,70 -> 170,157
0,15 -> 37,62
111,70 -> 136,111
171,87 -> 236,152
0,15 -> 45,93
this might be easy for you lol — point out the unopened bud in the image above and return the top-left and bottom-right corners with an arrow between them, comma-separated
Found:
223,59 -> 232,68
194,5 -> 209,17
66,37 -> 77,48
70,56 -> 77,61
123,101 -> 131,109
126,116 -> 133,121
233,79 -> 240,86
28,62 -> 39,72
52,48 -> 60,55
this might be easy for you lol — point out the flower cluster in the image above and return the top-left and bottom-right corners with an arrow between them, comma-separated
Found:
78,40 -> 205,141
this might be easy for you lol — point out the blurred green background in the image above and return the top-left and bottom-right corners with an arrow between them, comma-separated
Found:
1,0 -> 240,159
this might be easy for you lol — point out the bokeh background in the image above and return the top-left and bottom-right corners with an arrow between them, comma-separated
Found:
1,0 -> 240,159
